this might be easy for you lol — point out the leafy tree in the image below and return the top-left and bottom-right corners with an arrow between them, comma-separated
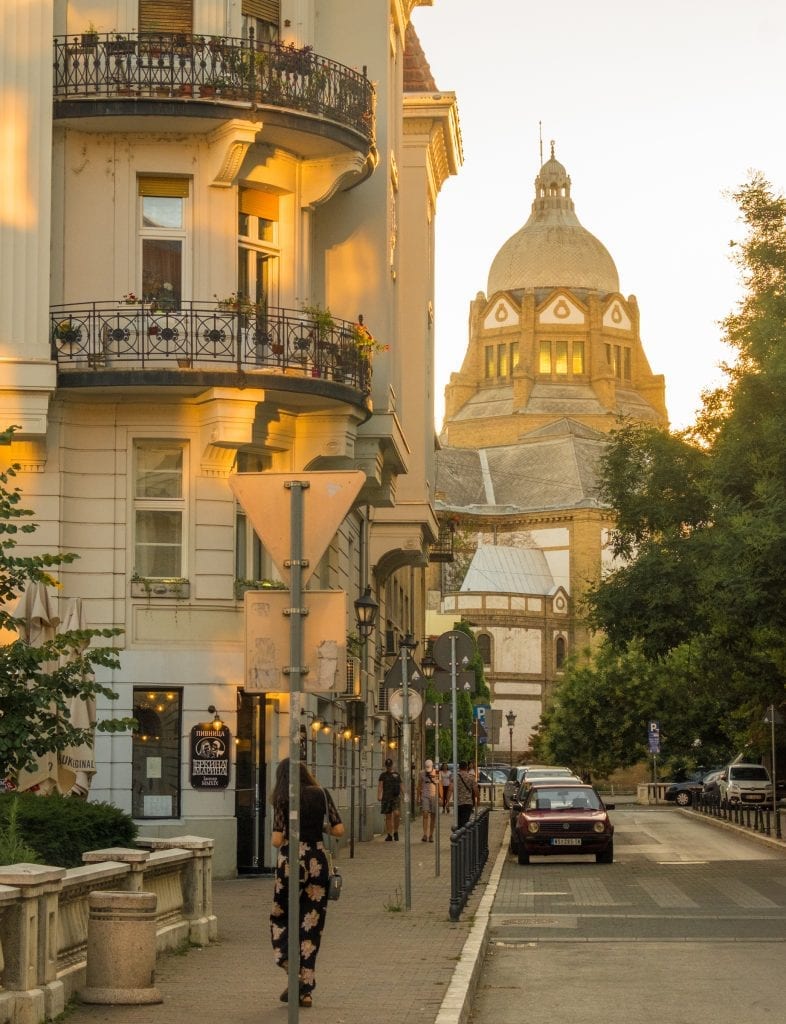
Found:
0,427 -> 133,786
549,174 -> 786,764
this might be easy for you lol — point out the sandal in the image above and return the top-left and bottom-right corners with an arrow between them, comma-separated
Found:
299,993 -> 312,1008
279,989 -> 288,1003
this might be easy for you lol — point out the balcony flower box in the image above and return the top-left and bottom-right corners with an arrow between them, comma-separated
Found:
131,577 -> 190,599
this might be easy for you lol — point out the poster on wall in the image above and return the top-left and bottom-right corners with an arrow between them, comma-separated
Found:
190,724 -> 231,789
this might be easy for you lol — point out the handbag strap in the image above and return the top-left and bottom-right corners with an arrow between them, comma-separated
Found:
323,788 -> 337,863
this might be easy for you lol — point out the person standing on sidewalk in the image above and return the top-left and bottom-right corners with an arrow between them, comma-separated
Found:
440,762 -> 453,814
417,758 -> 440,842
270,758 -> 344,1008
377,757 -> 402,841
456,761 -> 478,828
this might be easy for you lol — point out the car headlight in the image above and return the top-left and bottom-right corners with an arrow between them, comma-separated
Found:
593,821 -> 606,833
527,821 -> 540,834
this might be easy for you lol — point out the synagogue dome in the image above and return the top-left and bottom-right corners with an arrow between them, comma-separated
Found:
487,145 -> 619,296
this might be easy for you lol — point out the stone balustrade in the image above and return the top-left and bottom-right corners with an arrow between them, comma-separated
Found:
0,835 -> 216,1024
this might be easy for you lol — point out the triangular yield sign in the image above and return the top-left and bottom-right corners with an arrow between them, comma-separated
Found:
228,471 -> 365,588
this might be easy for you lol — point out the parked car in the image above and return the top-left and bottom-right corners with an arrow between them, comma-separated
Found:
502,765 -> 576,808
664,768 -> 720,807
701,769 -> 725,799
510,782 -> 615,865
478,767 -> 508,786
717,763 -> 773,804
508,772 -> 583,837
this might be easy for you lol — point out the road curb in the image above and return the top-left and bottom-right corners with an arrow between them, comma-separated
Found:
678,806 -> 786,853
434,826 -> 510,1024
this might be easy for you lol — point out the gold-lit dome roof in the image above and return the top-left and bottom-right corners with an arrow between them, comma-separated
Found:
487,145 -> 619,296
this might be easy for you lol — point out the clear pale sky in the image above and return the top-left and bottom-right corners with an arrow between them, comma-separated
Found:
412,0 -> 786,431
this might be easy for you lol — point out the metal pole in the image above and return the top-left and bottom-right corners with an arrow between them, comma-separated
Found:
286,479 -> 307,1024
450,635 -> 459,833
349,738 -> 356,858
434,702 -> 440,877
771,705 -> 779,836
509,725 -> 514,768
401,645 -> 412,910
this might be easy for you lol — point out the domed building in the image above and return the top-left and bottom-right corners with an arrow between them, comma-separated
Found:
428,147 -> 667,759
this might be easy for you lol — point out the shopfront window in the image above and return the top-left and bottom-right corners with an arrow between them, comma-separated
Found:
132,688 -> 182,818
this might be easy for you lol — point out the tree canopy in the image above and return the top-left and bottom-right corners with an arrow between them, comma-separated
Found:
538,174 -> 786,772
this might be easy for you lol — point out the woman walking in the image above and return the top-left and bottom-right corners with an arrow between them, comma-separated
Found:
270,758 -> 344,1008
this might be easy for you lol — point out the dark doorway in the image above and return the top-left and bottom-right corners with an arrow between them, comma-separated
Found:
235,690 -> 267,872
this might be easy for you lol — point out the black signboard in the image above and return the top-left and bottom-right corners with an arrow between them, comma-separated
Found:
190,724 -> 231,789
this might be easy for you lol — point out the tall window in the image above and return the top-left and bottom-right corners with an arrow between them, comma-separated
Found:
539,340 -> 551,374
134,442 -> 186,578
139,177 -> 190,310
510,342 -> 520,372
242,0 -> 280,42
132,687 -> 182,818
238,188 -> 279,309
484,346 -> 495,378
541,339 -> 585,378
555,635 -> 567,670
497,344 -> 508,377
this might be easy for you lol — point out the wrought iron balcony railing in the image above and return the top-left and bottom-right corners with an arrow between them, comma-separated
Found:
53,32 -> 374,144
50,301 -> 372,394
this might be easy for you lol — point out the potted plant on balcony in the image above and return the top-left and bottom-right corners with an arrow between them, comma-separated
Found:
81,23 -> 98,49
107,32 -> 136,56
234,577 -> 287,599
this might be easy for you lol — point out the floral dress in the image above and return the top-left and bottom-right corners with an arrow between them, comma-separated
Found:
270,785 -> 341,995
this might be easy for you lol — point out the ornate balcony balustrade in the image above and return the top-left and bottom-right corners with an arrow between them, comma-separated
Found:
50,301 -> 372,395
53,32 -> 374,144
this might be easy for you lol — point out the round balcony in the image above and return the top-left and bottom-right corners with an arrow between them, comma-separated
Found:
50,300 -> 373,407
53,33 -> 375,159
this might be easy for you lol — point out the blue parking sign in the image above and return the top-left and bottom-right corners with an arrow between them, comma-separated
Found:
647,719 -> 660,754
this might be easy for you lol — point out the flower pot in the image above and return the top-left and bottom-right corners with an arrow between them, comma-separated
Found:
271,344 -> 284,355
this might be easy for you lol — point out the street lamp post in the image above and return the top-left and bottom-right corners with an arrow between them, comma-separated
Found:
399,634 -> 418,910
420,650 -> 440,875
352,585 -> 378,858
505,709 -> 516,769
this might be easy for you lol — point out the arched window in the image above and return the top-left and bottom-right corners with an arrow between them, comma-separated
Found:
478,633 -> 492,666
555,635 -> 566,670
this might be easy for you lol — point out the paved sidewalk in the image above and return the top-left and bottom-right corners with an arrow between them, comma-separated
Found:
63,809 -> 509,1024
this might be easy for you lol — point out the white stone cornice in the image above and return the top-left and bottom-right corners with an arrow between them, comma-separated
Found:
403,93 -> 463,199
301,153 -> 377,208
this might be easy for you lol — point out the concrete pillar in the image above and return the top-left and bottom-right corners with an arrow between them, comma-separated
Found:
0,862 -> 66,1022
80,891 -> 162,1005
81,846 -> 150,890
136,836 -> 218,944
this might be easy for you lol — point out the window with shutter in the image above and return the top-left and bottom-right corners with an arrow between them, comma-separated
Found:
138,0 -> 193,36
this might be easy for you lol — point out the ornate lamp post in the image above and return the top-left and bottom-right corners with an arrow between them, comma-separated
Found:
350,584 -> 378,857
505,709 -> 517,769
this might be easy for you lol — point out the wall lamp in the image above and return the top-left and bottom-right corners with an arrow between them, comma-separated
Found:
353,585 -> 379,640
207,705 -> 223,729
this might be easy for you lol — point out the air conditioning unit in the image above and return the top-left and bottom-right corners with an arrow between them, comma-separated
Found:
340,656 -> 362,699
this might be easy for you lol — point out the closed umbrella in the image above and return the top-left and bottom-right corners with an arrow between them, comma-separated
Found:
13,582 -> 61,794
57,597 -> 97,797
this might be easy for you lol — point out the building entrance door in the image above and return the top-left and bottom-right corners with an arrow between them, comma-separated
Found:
235,690 -> 267,872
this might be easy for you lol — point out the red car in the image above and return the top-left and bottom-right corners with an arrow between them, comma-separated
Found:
511,782 -> 615,865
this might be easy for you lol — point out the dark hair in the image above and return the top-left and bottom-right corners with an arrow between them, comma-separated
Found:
384,758 -> 393,767
270,758 -> 319,810
459,760 -> 469,770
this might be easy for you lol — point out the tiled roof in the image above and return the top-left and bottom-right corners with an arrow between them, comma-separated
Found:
403,23 -> 438,92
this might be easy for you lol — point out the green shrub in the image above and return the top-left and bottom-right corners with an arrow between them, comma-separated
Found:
0,793 -> 137,867
0,797 -> 40,864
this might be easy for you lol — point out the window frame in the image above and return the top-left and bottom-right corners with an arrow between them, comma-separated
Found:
133,439 -> 188,581
131,686 -> 183,820
138,177 -> 191,310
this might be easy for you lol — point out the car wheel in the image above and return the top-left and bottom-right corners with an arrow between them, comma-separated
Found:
675,791 -> 692,807
596,841 -> 614,864
517,849 -> 530,865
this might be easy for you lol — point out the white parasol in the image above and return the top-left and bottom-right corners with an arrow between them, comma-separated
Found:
12,581 -> 62,794
56,597 -> 97,797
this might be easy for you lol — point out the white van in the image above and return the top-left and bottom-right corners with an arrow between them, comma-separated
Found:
717,763 -> 773,804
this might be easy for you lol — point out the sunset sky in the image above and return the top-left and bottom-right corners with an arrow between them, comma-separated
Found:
412,0 -> 786,430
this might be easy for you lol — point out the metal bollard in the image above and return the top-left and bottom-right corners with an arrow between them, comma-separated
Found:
80,890 -> 162,1004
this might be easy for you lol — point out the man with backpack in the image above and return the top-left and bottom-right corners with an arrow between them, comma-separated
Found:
377,757 -> 402,841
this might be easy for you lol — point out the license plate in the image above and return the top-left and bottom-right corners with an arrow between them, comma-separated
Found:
745,795 -> 764,801
550,837 -> 582,846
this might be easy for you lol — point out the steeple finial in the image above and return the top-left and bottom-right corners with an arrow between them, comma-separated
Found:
550,139 -> 555,160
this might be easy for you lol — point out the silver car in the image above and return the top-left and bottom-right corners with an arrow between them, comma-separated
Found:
502,765 -> 577,809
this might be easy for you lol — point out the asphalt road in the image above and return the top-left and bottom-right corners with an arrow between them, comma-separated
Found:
471,805 -> 786,1024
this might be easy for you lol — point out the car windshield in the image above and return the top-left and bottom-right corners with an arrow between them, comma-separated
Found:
730,766 -> 769,781
525,788 -> 602,811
